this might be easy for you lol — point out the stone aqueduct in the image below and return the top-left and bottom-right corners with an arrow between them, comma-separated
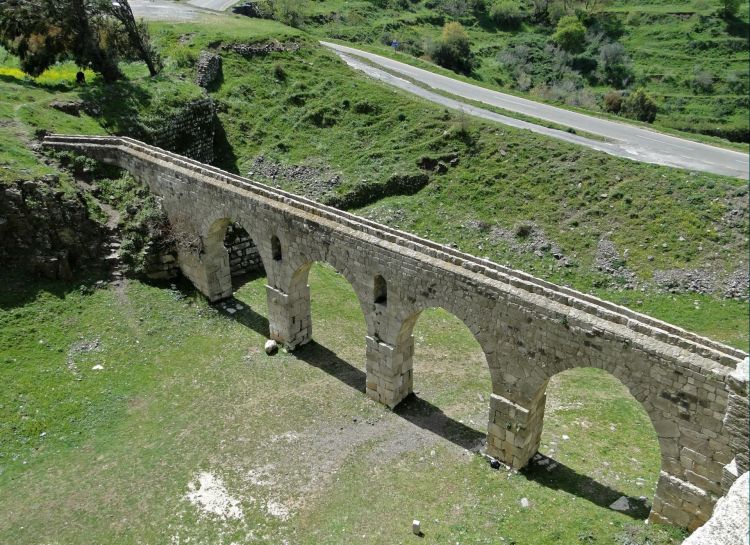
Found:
44,135 -> 748,530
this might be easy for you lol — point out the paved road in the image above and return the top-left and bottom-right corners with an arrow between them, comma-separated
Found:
130,0 -> 235,20
322,42 -> 749,179
187,0 -> 238,10
131,0 -> 204,20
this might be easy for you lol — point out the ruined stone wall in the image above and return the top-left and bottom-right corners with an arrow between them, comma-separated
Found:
42,135 -> 749,532
150,98 -> 216,164
0,176 -> 106,278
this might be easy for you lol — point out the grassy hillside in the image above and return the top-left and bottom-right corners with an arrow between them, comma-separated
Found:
293,0 -> 750,144
151,17 -> 748,347
0,12 -> 746,347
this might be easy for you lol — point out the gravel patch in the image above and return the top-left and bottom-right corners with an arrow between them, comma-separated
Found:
247,156 -> 342,202
489,222 -> 569,265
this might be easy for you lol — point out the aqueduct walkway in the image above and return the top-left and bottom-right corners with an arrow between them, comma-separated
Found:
43,134 -> 748,530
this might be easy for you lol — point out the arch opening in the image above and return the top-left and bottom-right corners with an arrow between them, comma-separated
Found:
373,275 -> 387,306
398,307 -> 491,451
528,367 -> 662,520
295,261 -> 368,391
222,222 -> 266,291
271,235 -> 282,261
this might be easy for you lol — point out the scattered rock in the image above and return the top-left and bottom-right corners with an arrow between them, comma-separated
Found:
489,222 -> 569,267
520,497 -> 530,508
248,155 -> 342,202
224,41 -> 300,58
50,100 -> 83,116
652,268 -> 723,296
91,364 -> 104,371
264,339 -> 278,355
595,235 -> 637,289
609,496 -> 631,512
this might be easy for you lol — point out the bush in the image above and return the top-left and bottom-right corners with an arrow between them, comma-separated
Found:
439,0 -> 471,16
720,0 -> 741,18
489,0 -> 525,28
726,71 -> 749,95
429,22 -> 473,74
597,41 -> 633,87
603,90 -> 623,113
547,1 -> 568,24
552,16 -> 586,53
621,88 -> 657,123
691,68 -> 714,93
273,63 -> 286,81
271,0 -> 306,27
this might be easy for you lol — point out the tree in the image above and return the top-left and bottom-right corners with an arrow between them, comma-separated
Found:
0,0 -> 160,82
552,15 -> 586,52
720,0 -> 741,18
597,41 -> 632,87
106,0 -> 162,76
621,88 -> 657,123
429,22 -> 473,74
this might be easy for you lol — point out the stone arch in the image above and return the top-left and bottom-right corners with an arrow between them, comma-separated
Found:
363,298 -> 501,409
532,366 -> 662,519
395,301 -> 501,388
266,244 -> 375,351
397,305 -> 495,425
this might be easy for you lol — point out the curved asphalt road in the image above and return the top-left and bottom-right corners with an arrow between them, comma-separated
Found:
130,0 -> 234,20
322,42 -> 749,180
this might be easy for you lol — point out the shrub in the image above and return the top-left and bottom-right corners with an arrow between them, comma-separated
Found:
597,41 -> 633,87
603,90 -> 623,113
429,22 -> 473,74
516,71 -> 532,91
271,0 -> 306,27
691,68 -> 714,93
720,0 -> 741,18
621,88 -> 657,123
552,15 -> 586,53
489,0 -> 525,28
726,71 -> 749,95
547,1 -> 568,24
439,0 -> 471,16
273,63 -> 286,81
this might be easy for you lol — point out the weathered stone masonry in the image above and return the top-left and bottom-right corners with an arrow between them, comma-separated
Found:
43,135 -> 749,531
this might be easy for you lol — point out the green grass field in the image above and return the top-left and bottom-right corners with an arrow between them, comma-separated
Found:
0,266 -> 687,544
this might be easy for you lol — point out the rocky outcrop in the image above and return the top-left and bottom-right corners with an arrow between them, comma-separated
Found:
0,176 -> 106,279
